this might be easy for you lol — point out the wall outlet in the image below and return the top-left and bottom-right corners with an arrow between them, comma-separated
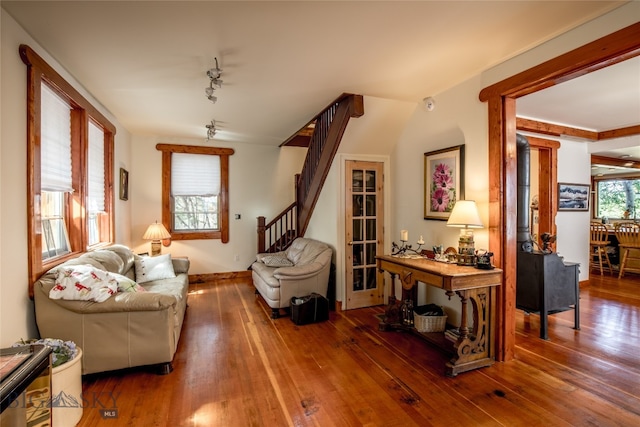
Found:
234,254 -> 240,261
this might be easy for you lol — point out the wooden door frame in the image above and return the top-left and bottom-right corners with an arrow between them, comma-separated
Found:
528,137 -> 560,250
338,154 -> 391,311
479,22 -> 640,362
344,160 -> 385,310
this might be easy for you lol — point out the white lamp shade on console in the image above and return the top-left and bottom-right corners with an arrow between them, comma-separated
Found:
446,200 -> 483,228
447,200 -> 483,265
143,222 -> 171,256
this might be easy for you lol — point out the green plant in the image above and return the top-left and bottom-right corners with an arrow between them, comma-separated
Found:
14,338 -> 78,367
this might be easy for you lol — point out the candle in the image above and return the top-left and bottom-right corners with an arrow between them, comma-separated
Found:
417,235 -> 425,245
401,230 -> 408,241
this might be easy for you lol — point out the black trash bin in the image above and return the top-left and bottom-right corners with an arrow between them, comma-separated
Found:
290,293 -> 329,325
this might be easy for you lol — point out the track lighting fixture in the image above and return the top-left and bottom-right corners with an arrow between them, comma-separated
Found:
205,80 -> 217,103
206,120 -> 217,141
205,58 -> 222,103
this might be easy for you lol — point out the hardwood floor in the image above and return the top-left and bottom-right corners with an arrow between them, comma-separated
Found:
77,273 -> 640,426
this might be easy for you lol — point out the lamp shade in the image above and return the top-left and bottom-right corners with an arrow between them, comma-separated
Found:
446,200 -> 483,228
143,222 -> 171,240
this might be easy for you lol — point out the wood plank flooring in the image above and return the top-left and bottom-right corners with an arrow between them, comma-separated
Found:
76,274 -> 640,426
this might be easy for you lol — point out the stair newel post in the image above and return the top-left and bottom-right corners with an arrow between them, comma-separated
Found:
257,216 -> 266,254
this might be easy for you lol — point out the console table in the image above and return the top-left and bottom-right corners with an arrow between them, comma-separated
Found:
376,255 -> 502,376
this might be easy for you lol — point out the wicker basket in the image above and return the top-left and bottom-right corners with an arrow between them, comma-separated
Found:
414,312 -> 447,333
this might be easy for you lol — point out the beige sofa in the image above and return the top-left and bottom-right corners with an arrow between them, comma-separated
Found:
33,245 -> 189,375
251,237 -> 332,318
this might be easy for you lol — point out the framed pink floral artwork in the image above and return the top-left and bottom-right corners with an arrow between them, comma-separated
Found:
424,144 -> 464,220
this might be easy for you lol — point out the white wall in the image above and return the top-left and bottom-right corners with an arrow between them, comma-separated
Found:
129,135 -> 306,273
389,75 -> 490,324
555,139 -> 591,271
0,10 -> 131,346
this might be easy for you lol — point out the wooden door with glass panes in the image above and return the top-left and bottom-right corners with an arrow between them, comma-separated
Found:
345,160 -> 384,309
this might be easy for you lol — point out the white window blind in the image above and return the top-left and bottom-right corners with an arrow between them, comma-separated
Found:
171,153 -> 220,196
87,122 -> 105,212
41,84 -> 72,192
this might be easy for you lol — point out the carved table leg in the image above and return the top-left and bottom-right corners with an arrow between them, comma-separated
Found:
445,287 -> 495,376
379,272 -> 401,330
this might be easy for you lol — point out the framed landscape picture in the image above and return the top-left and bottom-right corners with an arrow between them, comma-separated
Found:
558,182 -> 590,211
424,144 -> 464,220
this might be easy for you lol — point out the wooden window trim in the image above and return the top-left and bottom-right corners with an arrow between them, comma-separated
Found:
156,144 -> 234,243
21,45 -> 115,296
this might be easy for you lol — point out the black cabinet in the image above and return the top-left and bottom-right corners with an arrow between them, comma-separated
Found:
516,251 -> 580,339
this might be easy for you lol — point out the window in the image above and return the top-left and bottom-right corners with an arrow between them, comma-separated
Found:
40,84 -> 72,260
172,153 -> 220,231
22,45 -> 115,291
596,177 -> 640,220
157,144 -> 234,243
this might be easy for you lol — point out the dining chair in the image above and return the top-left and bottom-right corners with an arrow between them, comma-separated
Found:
590,222 -> 613,275
614,223 -> 640,278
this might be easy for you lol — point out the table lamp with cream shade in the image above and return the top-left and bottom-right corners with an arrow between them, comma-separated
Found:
143,221 -> 171,256
447,200 -> 483,265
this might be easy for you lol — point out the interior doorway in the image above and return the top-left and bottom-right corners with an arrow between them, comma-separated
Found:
526,137 -> 560,250
480,22 -> 640,362
344,160 -> 384,310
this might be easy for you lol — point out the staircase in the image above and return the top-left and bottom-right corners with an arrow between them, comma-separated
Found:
257,93 -> 364,254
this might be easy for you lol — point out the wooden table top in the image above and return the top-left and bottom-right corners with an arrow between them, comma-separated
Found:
376,254 -> 502,291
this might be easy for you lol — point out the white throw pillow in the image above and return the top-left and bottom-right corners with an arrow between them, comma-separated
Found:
262,254 -> 294,267
50,264 -> 118,303
134,254 -> 176,284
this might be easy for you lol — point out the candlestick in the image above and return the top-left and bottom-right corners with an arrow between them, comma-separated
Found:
417,235 -> 425,245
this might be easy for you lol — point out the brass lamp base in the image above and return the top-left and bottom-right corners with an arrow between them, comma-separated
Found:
150,240 -> 162,256
457,229 -> 476,266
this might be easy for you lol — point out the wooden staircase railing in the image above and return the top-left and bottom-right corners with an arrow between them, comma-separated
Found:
257,93 -> 364,254
257,202 -> 297,254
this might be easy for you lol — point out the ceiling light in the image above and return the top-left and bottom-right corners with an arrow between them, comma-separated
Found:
205,57 -> 222,103
206,120 -> 216,141
205,81 -> 215,97
207,57 -> 222,79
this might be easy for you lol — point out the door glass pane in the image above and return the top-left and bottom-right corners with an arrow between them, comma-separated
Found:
365,267 -> 377,289
353,243 -> 364,266
366,219 -> 376,240
352,219 -> 363,242
353,195 -> 363,217
365,195 -> 376,216
352,170 -> 363,192
353,269 -> 364,291
366,242 -> 376,266
365,170 -> 376,192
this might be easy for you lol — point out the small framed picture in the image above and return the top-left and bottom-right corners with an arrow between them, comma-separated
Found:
558,182 -> 590,211
119,168 -> 129,201
424,144 -> 465,220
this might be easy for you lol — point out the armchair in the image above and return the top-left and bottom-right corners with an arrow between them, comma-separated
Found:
251,237 -> 333,318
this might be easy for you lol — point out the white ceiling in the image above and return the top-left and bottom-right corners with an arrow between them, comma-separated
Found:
2,0 -> 636,170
